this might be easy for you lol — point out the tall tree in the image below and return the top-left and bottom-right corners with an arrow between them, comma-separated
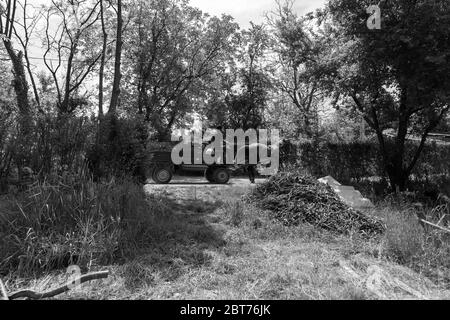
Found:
0,0 -> 30,131
0,0 -> 32,172
12,0 -> 42,111
43,0 -> 102,114
268,0 -> 324,139
204,23 -> 272,130
324,0 -> 450,191
128,0 -> 238,140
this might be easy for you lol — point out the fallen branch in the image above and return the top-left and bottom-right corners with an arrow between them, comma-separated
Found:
420,219 -> 450,234
8,271 -> 109,300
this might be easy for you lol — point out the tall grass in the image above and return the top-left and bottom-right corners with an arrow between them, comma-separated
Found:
220,200 -> 245,227
0,175 -> 160,277
384,209 -> 424,263
381,202 -> 450,286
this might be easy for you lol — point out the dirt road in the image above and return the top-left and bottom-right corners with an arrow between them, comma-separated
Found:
145,177 -> 266,203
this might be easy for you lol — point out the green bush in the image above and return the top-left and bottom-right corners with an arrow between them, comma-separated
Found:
87,116 -> 150,182
25,115 -> 96,178
283,140 -> 450,184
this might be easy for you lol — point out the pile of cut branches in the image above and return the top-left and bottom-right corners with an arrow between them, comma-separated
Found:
248,172 -> 385,236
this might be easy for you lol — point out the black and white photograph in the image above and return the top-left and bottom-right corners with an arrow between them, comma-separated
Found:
0,0 -> 449,307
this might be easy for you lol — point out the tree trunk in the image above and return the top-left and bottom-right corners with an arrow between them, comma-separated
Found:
3,39 -> 32,169
61,32 -> 80,114
386,164 -> 408,192
98,0 -> 107,118
3,40 -> 30,126
108,0 -> 123,116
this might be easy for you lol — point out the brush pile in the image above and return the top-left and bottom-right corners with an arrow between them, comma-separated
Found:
248,171 -> 385,236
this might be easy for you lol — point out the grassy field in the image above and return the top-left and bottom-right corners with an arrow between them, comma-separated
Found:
2,180 -> 449,300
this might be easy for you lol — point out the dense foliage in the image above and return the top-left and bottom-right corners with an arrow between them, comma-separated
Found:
281,140 -> 450,185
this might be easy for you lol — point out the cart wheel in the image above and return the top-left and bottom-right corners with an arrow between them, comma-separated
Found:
152,167 -> 173,184
205,168 -> 215,183
213,167 -> 230,184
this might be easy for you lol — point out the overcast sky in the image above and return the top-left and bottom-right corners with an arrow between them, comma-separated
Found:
190,0 -> 326,28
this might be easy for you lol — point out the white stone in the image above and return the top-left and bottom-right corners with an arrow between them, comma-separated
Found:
319,176 -> 375,209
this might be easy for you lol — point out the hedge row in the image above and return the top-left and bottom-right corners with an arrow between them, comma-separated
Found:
280,140 -> 450,183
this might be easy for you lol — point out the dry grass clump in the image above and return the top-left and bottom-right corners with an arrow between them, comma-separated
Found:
248,171 -> 385,236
